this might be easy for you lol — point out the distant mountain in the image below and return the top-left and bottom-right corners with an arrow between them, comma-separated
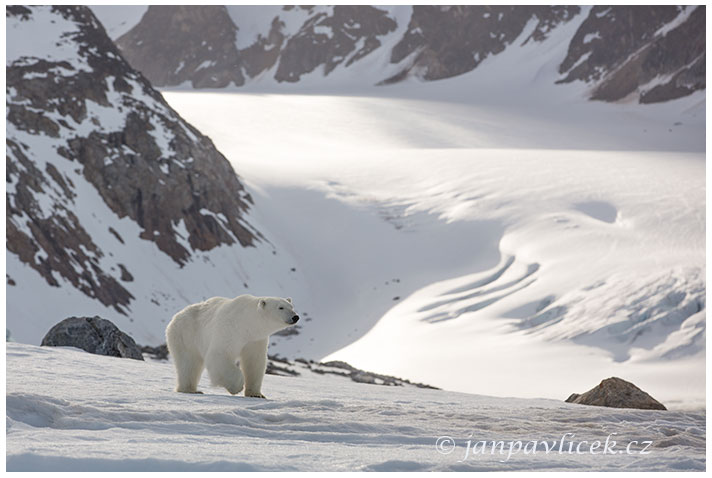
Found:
109,5 -> 705,103
114,5 -> 402,88
556,6 -> 705,103
6,6 -> 272,342
380,5 -> 579,83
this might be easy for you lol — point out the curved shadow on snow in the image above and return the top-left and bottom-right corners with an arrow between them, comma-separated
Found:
423,278 -> 537,324
419,258 -> 540,324
573,200 -> 618,223
439,256 -> 516,297
420,261 -> 539,313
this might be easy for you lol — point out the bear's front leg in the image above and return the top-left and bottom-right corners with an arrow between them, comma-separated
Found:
205,351 -> 245,395
241,338 -> 268,398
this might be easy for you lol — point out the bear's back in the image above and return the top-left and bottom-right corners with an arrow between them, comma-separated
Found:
170,294 -> 258,331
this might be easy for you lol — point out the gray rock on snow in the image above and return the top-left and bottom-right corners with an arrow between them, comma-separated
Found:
565,376 -> 666,410
140,343 -> 168,361
41,316 -> 144,361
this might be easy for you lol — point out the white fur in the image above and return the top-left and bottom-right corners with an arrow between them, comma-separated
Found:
165,294 -> 297,397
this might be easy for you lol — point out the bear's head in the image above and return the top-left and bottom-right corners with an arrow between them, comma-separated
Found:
257,296 -> 299,333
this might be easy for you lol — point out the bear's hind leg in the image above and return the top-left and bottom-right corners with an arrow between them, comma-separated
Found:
206,352 -> 245,395
172,350 -> 204,393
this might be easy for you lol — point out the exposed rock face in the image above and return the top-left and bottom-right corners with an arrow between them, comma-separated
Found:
116,6 -> 245,88
273,6 -> 398,83
385,5 -> 579,83
7,6 -> 259,313
565,377 -> 667,410
557,6 -> 705,103
140,343 -> 168,361
110,5 -> 704,103
314,360 -> 439,389
41,316 -> 144,360
116,5 -> 398,87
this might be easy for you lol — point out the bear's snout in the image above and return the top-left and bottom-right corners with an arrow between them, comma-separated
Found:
290,315 -> 300,324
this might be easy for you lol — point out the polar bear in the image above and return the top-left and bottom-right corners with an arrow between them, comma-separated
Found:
165,294 -> 299,397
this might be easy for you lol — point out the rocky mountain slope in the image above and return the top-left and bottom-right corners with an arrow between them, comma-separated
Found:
109,5 -> 705,103
6,6 -> 287,342
556,6 -> 705,103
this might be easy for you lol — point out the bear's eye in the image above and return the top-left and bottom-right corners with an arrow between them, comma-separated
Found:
279,306 -> 284,310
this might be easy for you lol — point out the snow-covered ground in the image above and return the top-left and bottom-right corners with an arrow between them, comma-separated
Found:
7,4 -> 704,412
152,7 -> 705,412
6,343 -> 705,471
6,6 -> 706,471
159,76 -> 704,410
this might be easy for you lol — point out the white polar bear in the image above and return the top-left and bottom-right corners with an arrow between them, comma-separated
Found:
165,294 -> 299,397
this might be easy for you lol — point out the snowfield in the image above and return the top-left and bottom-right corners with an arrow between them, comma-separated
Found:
6,6 -> 706,471
154,11 -> 705,410
158,82 -> 705,408
5,343 -> 705,471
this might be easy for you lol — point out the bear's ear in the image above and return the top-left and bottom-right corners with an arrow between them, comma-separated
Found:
258,299 -> 266,309
286,297 -> 292,304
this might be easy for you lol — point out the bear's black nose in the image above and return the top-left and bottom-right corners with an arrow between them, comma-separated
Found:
291,315 -> 300,324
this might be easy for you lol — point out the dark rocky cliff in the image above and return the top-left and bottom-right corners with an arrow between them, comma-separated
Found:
384,6 -> 579,83
557,6 -> 705,103
113,5 -> 705,104
115,6 -> 245,88
116,5 -> 399,87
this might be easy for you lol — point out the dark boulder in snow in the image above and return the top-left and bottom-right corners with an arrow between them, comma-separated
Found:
41,316 -> 144,361
565,377 -> 666,410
